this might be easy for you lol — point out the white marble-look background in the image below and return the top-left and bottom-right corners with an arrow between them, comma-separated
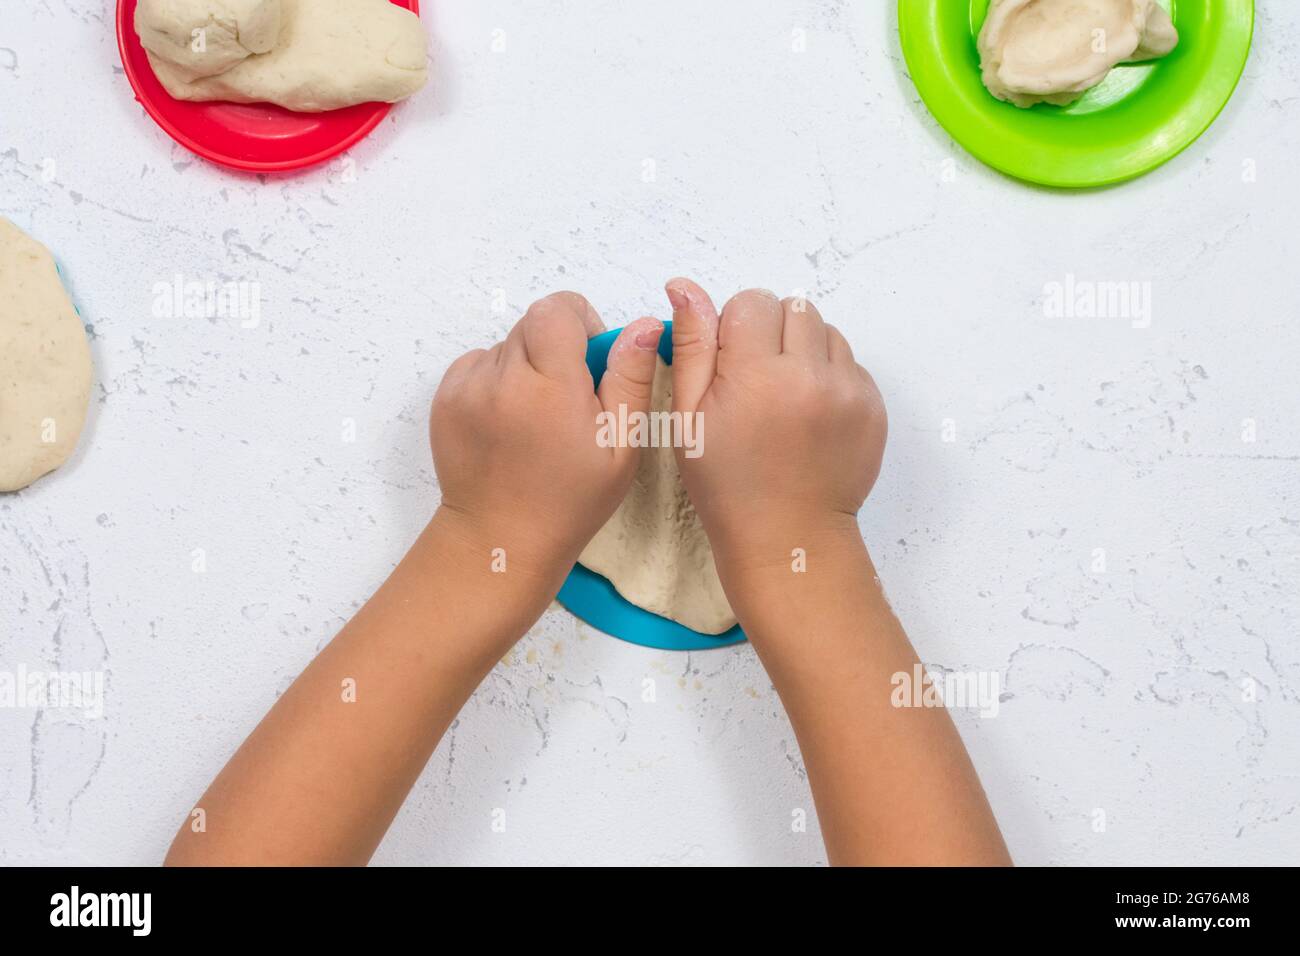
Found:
1,0 -> 1296,866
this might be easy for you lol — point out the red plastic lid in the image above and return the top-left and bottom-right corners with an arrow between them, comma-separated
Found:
116,0 -> 421,173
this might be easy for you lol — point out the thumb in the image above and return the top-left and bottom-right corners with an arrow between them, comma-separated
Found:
598,317 -> 663,431
664,277 -> 719,414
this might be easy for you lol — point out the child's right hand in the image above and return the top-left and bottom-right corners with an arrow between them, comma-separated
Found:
662,281 -> 1012,866
664,278 -> 887,574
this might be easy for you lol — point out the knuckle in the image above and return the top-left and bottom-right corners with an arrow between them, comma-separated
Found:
523,295 -> 571,328
449,348 -> 485,374
782,294 -> 817,315
671,327 -> 712,353
552,290 -> 590,311
527,291 -> 585,322
722,288 -> 777,317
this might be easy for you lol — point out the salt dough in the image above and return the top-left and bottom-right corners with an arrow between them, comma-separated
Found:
135,0 -> 282,81
979,0 -> 1179,108
579,358 -> 736,635
144,0 -> 427,112
0,220 -> 93,493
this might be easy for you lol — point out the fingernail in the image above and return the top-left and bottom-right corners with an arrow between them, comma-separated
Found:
635,325 -> 663,350
665,284 -> 689,311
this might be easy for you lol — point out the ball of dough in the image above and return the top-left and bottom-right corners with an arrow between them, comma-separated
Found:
579,358 -> 737,635
135,0 -> 282,81
146,0 -> 427,112
978,0 -> 1179,108
0,220 -> 93,493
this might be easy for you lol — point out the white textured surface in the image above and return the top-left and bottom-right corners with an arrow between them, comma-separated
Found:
1,0 -> 1297,866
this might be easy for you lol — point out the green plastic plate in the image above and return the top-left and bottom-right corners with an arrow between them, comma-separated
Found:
898,0 -> 1255,187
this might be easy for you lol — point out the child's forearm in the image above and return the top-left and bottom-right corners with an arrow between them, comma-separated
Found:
717,528 -> 1011,866
165,508 -> 563,866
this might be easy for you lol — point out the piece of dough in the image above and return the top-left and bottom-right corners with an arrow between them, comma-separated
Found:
0,220 -> 93,493
135,0 -> 282,81
579,358 -> 736,635
145,0 -> 427,112
979,0 -> 1179,108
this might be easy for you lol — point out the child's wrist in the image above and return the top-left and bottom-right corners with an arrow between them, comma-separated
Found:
427,504 -> 573,597
712,514 -> 871,629
386,507 -> 573,663
709,510 -> 866,579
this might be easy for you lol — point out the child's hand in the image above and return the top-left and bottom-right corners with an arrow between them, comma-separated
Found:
660,281 -> 1011,866
664,278 -> 886,570
429,293 -> 663,577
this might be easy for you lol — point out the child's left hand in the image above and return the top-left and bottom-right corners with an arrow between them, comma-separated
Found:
429,292 -> 663,580
165,295 -> 662,866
